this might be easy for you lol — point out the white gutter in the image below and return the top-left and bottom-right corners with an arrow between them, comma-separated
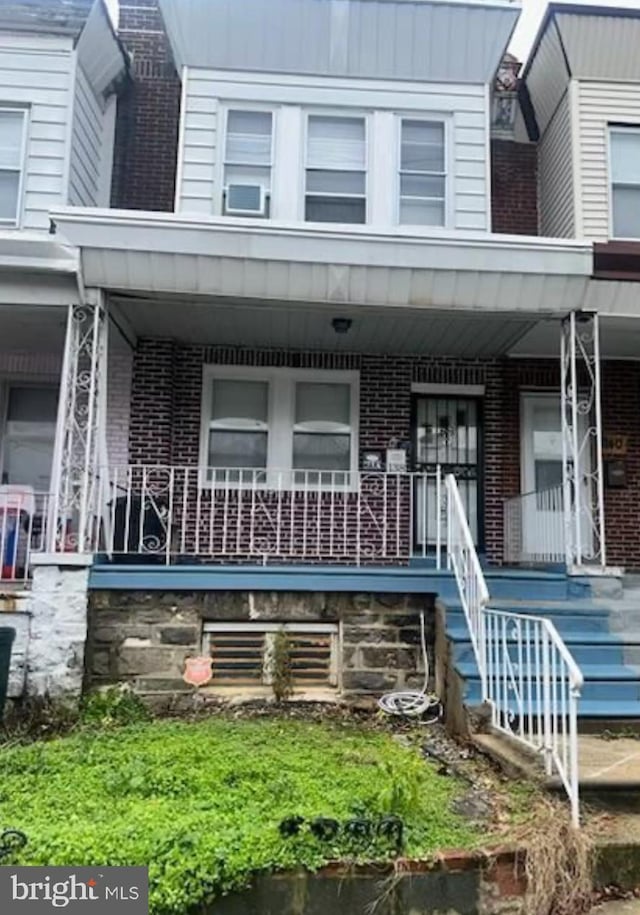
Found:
51,207 -> 593,278
0,231 -> 79,275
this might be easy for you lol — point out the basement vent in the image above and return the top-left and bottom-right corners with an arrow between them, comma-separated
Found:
202,623 -> 339,689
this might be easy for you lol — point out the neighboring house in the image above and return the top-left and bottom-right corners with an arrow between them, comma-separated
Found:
0,0 -> 127,498
0,0 -> 127,696
516,4 -> 640,570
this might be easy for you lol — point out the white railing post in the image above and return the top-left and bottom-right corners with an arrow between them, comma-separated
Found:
435,465 -> 442,570
445,473 -> 582,825
50,294 -> 108,553
561,311 -> 606,571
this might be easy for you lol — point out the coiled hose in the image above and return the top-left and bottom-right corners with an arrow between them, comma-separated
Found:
378,611 -> 442,721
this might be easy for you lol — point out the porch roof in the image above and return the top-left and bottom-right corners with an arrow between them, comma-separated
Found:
0,231 -> 81,307
50,207 -> 594,317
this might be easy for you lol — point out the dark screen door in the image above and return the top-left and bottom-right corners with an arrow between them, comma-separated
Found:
412,395 -> 483,548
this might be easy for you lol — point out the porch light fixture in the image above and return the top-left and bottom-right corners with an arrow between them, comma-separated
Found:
332,317 -> 352,334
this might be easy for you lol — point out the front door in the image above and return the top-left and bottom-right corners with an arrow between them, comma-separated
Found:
521,393 -> 591,562
413,395 -> 482,549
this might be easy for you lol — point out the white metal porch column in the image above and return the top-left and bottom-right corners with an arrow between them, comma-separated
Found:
560,311 -> 606,571
49,291 -> 108,553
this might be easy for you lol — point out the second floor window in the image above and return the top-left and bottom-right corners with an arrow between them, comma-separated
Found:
223,110 -> 273,217
305,115 -> 366,223
399,119 -> 445,226
0,109 -> 27,226
610,128 -> 640,239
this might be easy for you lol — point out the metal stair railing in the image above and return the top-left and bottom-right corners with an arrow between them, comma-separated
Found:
445,473 -> 583,827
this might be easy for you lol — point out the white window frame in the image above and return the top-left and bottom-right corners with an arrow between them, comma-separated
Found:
303,110 -> 369,225
219,104 -> 275,218
396,115 -> 450,229
0,107 -> 28,228
200,365 -> 360,489
608,125 -> 640,241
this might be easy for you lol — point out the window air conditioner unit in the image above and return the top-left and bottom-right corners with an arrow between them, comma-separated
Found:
225,184 -> 266,216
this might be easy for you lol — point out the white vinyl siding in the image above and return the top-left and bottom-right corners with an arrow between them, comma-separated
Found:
0,33 -> 73,230
177,70 -> 489,230
538,91 -> 575,238
68,63 -> 106,206
574,81 -> 640,240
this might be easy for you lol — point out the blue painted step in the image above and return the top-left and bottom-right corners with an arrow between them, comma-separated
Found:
420,569 -> 591,602
453,641 -> 626,667
462,675 -> 640,705
446,608 -> 612,634
446,624 -> 623,645
441,568 -> 640,721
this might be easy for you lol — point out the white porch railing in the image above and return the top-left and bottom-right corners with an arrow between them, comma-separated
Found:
484,608 -> 583,827
445,474 -> 582,827
95,465 -> 444,567
503,484 -> 565,566
0,489 -> 52,584
446,472 -> 489,685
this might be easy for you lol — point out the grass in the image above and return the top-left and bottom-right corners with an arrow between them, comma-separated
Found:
0,717 -> 481,914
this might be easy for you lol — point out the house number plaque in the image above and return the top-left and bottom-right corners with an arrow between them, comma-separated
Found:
602,435 -> 628,457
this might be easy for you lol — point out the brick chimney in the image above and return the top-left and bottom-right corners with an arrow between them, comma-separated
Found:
111,0 -> 181,211
490,53 -> 538,236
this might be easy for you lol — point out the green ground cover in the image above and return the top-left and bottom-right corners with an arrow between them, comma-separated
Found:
0,716 -> 484,913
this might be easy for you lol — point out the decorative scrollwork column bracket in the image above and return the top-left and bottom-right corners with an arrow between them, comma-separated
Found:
49,293 -> 108,553
560,310 -> 606,572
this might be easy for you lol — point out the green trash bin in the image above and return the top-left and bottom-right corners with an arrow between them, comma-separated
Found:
0,627 -> 16,718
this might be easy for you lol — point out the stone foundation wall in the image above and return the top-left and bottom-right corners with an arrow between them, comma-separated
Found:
86,590 -> 435,696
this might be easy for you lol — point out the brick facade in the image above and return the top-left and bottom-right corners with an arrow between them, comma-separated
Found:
126,339 -> 640,568
128,340 -> 508,562
490,139 -> 538,235
111,0 -> 180,211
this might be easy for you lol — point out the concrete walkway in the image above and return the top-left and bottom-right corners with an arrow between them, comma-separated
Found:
591,901 -> 640,913
579,737 -> 640,786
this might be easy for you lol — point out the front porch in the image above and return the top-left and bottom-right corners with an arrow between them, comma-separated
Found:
5,231 -> 640,581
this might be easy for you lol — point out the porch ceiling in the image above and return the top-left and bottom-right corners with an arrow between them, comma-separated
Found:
509,315 -> 640,360
112,295 -> 541,357
0,305 -> 67,352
